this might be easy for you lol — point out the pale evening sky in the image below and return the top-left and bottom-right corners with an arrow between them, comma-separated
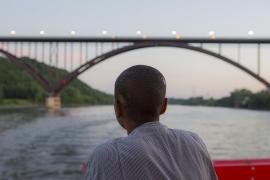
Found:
1,0 -> 270,98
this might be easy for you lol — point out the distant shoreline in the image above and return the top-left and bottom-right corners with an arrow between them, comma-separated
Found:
0,98 -> 113,108
1,97 -> 269,112
168,89 -> 270,111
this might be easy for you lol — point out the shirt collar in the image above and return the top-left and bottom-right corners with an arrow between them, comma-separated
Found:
129,121 -> 162,136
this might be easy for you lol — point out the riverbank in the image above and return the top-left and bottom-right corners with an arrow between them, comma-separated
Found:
2,88 -> 270,112
0,98 -> 113,108
0,99 -> 34,106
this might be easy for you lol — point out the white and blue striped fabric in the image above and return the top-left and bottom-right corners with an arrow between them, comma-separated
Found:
84,121 -> 217,180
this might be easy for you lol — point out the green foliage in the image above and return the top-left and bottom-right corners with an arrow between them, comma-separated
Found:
0,99 -> 32,106
0,85 -> 3,99
0,57 -> 113,106
169,97 -> 215,106
230,89 -> 253,108
169,88 -> 270,110
214,97 -> 232,107
249,90 -> 270,109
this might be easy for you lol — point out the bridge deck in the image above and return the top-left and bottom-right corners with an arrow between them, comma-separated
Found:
1,37 -> 270,43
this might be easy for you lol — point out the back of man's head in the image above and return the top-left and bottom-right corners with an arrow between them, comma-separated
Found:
114,65 -> 166,124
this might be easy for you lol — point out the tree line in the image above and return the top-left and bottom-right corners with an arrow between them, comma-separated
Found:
169,89 -> 270,110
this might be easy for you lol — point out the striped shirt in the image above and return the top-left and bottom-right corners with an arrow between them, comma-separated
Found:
84,121 -> 217,180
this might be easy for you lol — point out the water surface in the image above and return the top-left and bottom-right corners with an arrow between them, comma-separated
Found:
0,105 -> 269,179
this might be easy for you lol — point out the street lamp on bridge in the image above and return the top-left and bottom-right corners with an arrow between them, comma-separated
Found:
39,30 -> 45,35
70,30 -> 76,36
248,30 -> 254,37
171,31 -> 181,40
136,30 -> 142,35
102,30 -> 108,35
171,30 -> 177,36
209,31 -> 216,39
10,30 -> 16,35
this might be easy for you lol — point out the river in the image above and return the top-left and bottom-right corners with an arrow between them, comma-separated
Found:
0,105 -> 270,179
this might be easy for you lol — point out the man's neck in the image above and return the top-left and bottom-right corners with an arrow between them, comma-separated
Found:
126,118 -> 159,135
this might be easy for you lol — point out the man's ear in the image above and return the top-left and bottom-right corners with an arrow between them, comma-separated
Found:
160,98 -> 167,115
114,98 -> 121,118
114,95 -> 126,118
114,95 -> 127,129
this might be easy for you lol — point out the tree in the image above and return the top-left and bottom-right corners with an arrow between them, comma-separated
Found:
230,89 -> 253,108
250,90 -> 270,110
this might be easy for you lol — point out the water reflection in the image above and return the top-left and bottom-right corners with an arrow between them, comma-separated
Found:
0,105 -> 269,179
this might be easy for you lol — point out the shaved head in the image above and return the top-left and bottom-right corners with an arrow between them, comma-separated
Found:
114,65 -> 166,124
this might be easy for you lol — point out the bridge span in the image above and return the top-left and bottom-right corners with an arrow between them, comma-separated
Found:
0,37 -> 270,110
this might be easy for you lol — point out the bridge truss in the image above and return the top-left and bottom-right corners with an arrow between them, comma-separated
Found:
0,37 -> 270,96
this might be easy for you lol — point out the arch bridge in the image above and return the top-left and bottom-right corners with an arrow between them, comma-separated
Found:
0,37 -> 270,109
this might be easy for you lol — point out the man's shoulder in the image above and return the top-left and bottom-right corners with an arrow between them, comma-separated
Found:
85,138 -> 124,179
91,138 -> 122,158
169,128 -> 200,140
86,139 -> 122,170
169,128 -> 208,150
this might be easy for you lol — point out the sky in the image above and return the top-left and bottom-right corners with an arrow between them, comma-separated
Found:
1,0 -> 270,98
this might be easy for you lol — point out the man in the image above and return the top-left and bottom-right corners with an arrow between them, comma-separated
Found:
84,65 -> 217,180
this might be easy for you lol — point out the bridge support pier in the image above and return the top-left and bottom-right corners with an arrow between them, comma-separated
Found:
46,94 -> 61,111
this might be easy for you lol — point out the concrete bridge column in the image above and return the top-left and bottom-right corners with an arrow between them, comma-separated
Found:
46,94 -> 61,111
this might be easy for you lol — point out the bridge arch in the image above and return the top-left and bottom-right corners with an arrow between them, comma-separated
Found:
55,42 -> 270,93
